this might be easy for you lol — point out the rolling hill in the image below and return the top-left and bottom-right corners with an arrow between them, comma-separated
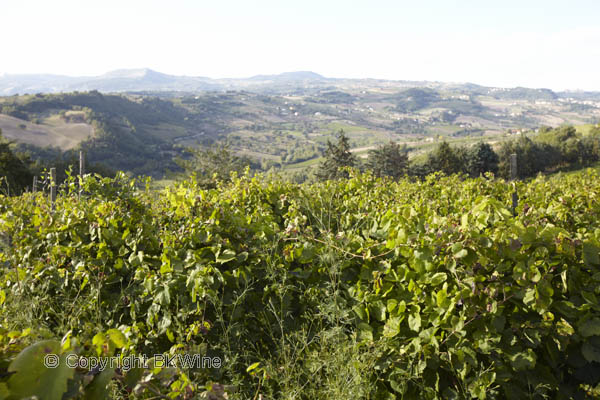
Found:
0,69 -> 334,95
1,70 -> 599,178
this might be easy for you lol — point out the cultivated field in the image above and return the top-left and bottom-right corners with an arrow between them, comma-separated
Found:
0,113 -> 93,149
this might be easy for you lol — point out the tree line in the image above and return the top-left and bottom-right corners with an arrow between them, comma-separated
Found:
0,129 -> 115,195
3,125 -> 600,195
317,125 -> 600,181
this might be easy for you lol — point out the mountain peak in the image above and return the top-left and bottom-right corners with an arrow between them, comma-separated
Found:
278,71 -> 325,80
101,68 -> 164,79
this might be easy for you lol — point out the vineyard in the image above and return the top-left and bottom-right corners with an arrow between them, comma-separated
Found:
1,168 -> 600,399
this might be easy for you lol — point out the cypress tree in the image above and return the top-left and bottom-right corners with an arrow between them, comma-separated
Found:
366,141 -> 408,179
316,130 -> 356,180
427,141 -> 462,175
466,142 -> 499,177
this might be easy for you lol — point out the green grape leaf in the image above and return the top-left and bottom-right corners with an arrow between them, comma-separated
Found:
216,249 -> 236,264
583,242 -> 600,266
582,340 -> 600,363
7,340 -> 75,400
509,349 -> 536,371
383,317 -> 402,338
83,367 -> 116,400
408,312 -> 421,332
106,329 -> 127,348
430,272 -> 447,286
357,322 -> 374,342
579,318 -> 600,337
370,301 -> 386,322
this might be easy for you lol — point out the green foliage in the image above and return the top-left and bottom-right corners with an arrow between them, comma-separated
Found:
537,126 -> 583,165
497,126 -> 600,179
175,144 -> 257,188
316,129 -> 356,180
426,141 -> 463,175
6,340 -> 74,400
466,142 -> 499,177
366,141 -> 409,179
497,136 -> 553,178
406,126 -> 600,181
0,135 -> 114,194
29,151 -> 115,186
1,166 -> 600,398
0,129 -> 33,195
0,91 -> 187,177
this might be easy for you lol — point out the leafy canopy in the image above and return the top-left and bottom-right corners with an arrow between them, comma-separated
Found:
366,141 -> 408,179
316,129 -> 356,180
176,143 -> 256,187
0,129 -> 33,195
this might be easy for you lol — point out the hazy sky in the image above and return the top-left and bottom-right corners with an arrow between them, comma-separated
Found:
2,0 -> 600,90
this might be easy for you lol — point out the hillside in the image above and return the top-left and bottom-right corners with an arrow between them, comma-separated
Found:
0,76 -> 599,177
0,113 -> 93,149
0,91 -> 204,176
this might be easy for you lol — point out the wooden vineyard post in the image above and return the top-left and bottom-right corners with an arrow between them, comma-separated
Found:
510,154 -> 517,180
79,151 -> 85,199
50,168 -> 56,213
80,151 -> 85,176
510,153 -> 518,215
32,176 -> 37,193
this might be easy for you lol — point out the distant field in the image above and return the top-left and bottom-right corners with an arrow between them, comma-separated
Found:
283,156 -> 323,170
0,113 -> 93,149
426,124 -> 462,135
324,121 -> 368,134
236,148 -> 281,161
141,122 -> 188,141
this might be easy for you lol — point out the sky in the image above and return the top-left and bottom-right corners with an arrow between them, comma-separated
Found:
2,0 -> 600,91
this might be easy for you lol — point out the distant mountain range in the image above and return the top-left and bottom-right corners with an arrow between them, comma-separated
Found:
0,69 -> 332,95
1,68 -> 600,99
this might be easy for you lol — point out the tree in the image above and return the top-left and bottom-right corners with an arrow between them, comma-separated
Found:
536,126 -> 580,165
316,130 -> 356,180
466,142 -> 499,177
407,160 -> 433,179
427,141 -> 462,175
497,136 -> 555,179
0,129 -> 33,195
175,143 -> 255,187
366,141 -> 408,179
26,150 -> 116,185
580,133 -> 600,165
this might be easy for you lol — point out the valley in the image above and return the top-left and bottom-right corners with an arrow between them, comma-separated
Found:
1,70 -> 599,178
